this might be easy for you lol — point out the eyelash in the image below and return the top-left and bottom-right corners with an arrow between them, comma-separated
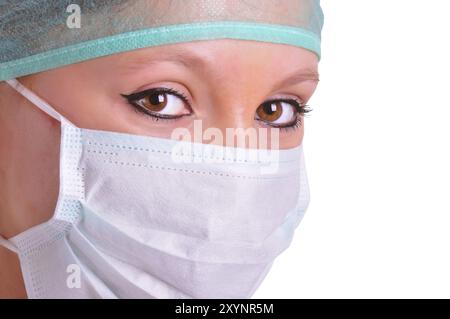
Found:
257,98 -> 311,131
122,88 -> 312,129
122,87 -> 192,122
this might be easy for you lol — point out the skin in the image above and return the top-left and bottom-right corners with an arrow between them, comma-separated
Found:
0,39 -> 319,298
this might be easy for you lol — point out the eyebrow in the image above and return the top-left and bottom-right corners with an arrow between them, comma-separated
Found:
271,70 -> 320,91
122,48 -> 320,88
121,49 -> 212,74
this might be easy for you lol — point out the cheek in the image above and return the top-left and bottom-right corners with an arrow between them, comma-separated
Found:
278,124 -> 305,149
25,64 -> 127,132
24,69 -> 98,126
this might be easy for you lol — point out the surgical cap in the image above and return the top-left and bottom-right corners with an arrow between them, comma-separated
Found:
0,0 -> 324,81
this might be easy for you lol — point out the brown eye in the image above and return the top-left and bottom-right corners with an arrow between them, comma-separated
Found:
141,92 -> 167,112
127,88 -> 192,119
255,100 -> 299,127
256,102 -> 283,122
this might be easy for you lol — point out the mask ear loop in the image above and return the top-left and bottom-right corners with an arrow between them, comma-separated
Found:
0,234 -> 19,254
5,79 -> 63,122
1,79 -> 71,256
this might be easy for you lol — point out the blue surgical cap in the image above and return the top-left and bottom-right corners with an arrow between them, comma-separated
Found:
0,0 -> 324,81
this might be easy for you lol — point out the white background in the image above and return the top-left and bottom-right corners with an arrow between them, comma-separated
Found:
254,0 -> 450,298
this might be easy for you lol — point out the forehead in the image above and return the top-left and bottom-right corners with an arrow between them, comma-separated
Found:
114,39 -> 319,73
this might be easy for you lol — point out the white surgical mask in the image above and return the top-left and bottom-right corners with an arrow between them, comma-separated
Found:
0,79 -> 310,299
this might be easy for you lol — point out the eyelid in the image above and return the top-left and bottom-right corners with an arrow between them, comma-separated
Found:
265,92 -> 305,104
262,97 -> 310,114
121,87 -> 193,121
255,97 -> 312,130
121,87 -> 192,108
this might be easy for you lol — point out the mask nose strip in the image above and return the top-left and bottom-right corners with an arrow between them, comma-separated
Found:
6,78 -> 62,122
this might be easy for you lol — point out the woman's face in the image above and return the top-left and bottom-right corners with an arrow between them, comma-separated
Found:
0,39 -> 319,239
21,39 -> 319,149
0,39 -> 319,296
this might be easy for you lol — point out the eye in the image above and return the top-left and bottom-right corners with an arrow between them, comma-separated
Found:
255,99 -> 307,127
122,87 -> 192,119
